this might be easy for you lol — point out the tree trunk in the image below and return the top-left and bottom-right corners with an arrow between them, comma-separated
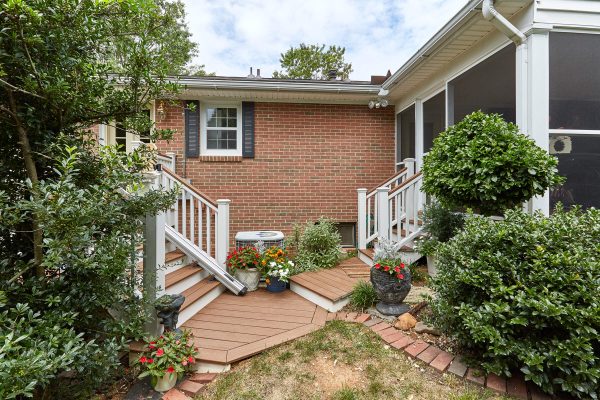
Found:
8,91 -> 44,277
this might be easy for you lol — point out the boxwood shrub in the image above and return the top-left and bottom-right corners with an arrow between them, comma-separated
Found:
422,111 -> 564,215
430,207 -> 599,399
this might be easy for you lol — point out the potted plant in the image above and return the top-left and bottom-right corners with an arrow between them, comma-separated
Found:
137,330 -> 197,392
227,246 -> 261,291
370,238 -> 412,316
260,246 -> 293,292
415,202 -> 465,277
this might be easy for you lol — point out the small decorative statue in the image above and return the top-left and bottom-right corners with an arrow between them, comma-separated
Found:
155,294 -> 185,332
370,238 -> 412,315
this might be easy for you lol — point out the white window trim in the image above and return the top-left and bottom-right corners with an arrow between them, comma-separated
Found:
200,102 -> 242,156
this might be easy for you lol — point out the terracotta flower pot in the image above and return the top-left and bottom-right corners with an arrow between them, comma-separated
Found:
152,371 -> 177,392
234,268 -> 261,291
370,267 -> 412,316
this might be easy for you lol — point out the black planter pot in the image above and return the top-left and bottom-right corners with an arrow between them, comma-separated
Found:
155,293 -> 185,332
370,267 -> 412,316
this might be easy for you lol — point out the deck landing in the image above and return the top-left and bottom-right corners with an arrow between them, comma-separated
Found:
182,289 -> 327,365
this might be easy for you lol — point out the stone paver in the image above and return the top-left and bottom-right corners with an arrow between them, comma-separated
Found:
430,351 -> 454,372
326,312 -> 336,321
363,317 -> 381,327
354,313 -> 371,323
390,335 -> 414,349
380,330 -> 406,344
178,380 -> 204,397
376,326 -> 397,338
404,340 -> 429,358
344,312 -> 358,322
416,345 -> 442,364
465,368 -> 485,386
162,388 -> 190,400
335,312 -> 347,321
189,373 -> 217,383
486,373 -> 507,394
507,374 -> 528,399
447,357 -> 468,377
370,321 -> 391,332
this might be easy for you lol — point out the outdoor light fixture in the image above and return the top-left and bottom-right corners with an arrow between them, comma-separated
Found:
157,101 -> 166,121
368,98 -> 389,109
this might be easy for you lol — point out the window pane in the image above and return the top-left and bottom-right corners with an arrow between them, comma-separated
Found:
207,129 -> 237,150
550,33 -> 600,130
423,91 -> 445,152
207,107 -> 237,128
399,105 -> 415,161
207,108 -> 217,127
549,134 -> 600,210
448,45 -> 515,125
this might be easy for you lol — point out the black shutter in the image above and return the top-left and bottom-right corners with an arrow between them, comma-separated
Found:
185,100 -> 200,158
242,101 -> 255,158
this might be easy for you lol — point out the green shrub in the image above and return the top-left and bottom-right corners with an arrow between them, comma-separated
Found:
349,281 -> 378,310
430,207 -> 600,399
422,111 -> 564,215
416,202 -> 465,256
292,217 -> 341,272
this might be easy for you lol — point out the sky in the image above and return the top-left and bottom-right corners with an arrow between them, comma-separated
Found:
181,0 -> 467,81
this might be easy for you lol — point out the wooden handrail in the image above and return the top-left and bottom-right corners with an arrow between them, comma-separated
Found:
368,167 -> 408,194
388,171 -> 423,198
161,166 -> 218,208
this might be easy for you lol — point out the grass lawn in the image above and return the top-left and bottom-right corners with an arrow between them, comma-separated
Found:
195,321 -> 511,400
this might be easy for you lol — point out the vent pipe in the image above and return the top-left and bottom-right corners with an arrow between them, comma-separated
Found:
247,67 -> 255,79
482,0 -> 526,45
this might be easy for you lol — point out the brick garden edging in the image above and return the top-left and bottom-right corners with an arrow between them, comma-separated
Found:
329,311 -> 557,400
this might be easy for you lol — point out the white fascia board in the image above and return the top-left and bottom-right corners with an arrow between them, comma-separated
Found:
173,77 -> 381,95
382,0 -> 483,90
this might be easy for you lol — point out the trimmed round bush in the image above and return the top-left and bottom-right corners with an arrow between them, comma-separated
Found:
430,207 -> 600,399
422,111 -> 564,215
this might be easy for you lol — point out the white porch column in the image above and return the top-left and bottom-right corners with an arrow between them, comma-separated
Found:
526,28 -> 551,215
376,187 -> 390,241
415,99 -> 424,171
357,189 -> 367,249
142,170 -> 166,336
216,199 -> 231,271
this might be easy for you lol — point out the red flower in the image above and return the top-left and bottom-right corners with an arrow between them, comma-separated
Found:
147,358 -> 154,364
383,266 -> 390,272
397,273 -> 404,280
400,263 -> 405,269
374,263 -> 380,269
139,356 -> 148,363
156,348 -> 164,357
148,341 -> 156,349
188,356 -> 195,364
394,266 -> 400,272
167,366 -> 175,373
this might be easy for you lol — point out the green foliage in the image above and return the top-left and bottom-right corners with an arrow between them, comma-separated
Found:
415,202 -> 465,256
422,111 -> 564,215
137,330 -> 197,379
273,43 -> 353,80
293,217 -> 342,272
349,281 -> 378,311
430,207 -> 600,399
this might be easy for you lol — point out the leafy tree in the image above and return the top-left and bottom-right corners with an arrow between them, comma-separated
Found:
273,43 -> 353,80
180,64 -> 216,76
0,0 -> 194,397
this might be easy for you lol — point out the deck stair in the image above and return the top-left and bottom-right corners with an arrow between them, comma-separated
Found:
289,256 -> 370,312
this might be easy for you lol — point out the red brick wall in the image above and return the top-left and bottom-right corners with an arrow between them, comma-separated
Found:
155,101 -> 395,246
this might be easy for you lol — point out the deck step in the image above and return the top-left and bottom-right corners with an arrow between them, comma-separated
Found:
181,277 -> 222,311
165,249 -> 185,264
166,263 -> 203,288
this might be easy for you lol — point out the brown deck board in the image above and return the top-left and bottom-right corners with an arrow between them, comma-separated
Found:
203,302 -> 316,318
191,337 -> 245,350
197,308 -> 314,324
189,313 -> 305,330
181,278 -> 221,310
290,275 -> 346,301
187,327 -> 267,343
293,270 -> 351,294
165,263 -> 201,288
183,319 -> 287,336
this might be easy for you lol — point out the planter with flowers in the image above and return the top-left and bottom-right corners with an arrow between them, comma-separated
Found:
227,246 -> 261,291
137,330 -> 197,392
260,246 -> 293,292
370,238 -> 412,316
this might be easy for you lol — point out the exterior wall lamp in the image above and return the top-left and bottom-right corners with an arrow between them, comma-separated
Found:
368,98 -> 389,109
157,101 -> 166,121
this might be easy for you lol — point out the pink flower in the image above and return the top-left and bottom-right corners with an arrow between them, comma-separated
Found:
156,348 -> 164,357
182,359 -> 188,366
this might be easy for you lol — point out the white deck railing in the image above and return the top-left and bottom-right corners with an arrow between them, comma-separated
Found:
156,152 -> 176,171
357,158 -> 424,249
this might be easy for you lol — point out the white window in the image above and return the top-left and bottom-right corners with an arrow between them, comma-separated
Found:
201,103 -> 242,156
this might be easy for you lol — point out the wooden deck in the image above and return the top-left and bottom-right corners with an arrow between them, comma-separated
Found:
182,288 -> 328,364
289,257 -> 370,302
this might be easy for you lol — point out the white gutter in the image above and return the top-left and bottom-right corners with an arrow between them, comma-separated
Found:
174,77 -> 381,94
482,0 -> 526,45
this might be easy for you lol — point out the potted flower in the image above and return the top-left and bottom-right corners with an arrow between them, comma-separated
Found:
370,238 -> 412,316
260,246 -> 293,292
137,330 -> 197,392
227,246 -> 261,291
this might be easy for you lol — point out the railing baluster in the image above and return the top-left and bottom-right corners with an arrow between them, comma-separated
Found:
181,187 -> 187,237
174,180 -> 179,232
198,202 -> 203,251
206,207 -> 211,258
190,196 -> 195,245
366,197 -> 371,239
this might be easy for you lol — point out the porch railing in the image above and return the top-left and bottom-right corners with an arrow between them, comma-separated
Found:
157,152 -> 176,171
357,158 -> 424,249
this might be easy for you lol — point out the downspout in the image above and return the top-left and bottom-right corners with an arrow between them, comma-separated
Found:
482,0 -> 526,45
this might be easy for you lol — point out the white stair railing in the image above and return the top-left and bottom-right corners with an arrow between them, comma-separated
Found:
386,172 -> 424,244
156,152 -> 176,171
357,158 -> 417,249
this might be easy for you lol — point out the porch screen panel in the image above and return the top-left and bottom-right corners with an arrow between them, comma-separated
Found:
399,105 -> 415,162
448,44 -> 515,125
549,33 -> 600,130
423,91 -> 445,152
